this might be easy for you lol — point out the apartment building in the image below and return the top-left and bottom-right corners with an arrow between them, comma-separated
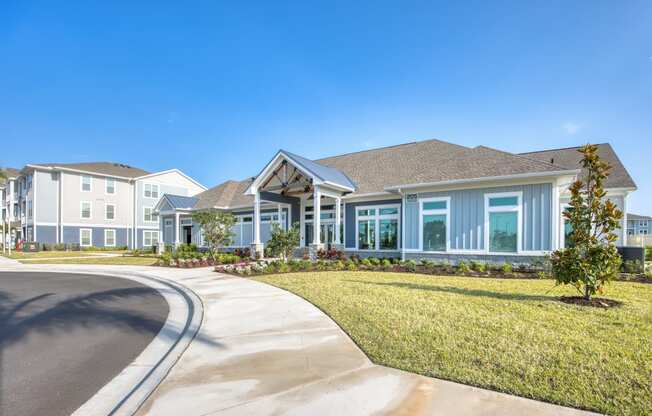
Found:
1,162 -> 205,249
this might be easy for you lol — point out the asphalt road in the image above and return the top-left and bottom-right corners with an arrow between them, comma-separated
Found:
0,271 -> 169,416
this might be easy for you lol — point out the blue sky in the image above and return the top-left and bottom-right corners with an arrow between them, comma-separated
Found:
1,1 -> 651,213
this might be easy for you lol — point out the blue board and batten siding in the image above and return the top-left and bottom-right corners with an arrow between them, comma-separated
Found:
403,183 -> 553,252
342,183 -> 553,259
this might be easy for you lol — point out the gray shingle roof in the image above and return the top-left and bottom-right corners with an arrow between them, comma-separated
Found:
195,139 -> 581,209
194,180 -> 253,210
164,194 -> 199,210
29,162 -> 149,178
519,143 -> 636,189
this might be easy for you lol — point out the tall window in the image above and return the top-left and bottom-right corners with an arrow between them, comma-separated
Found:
144,207 -> 158,222
105,229 -> 116,247
80,229 -> 92,247
421,198 -> 449,252
106,178 -> 115,194
486,193 -> 521,253
81,201 -> 92,219
106,204 -> 115,220
356,205 -> 399,251
27,201 -> 33,218
144,183 -> 159,199
81,175 -> 92,192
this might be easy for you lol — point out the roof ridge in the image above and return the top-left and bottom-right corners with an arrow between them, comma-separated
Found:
519,142 -> 610,155
314,138 -> 467,162
475,145 -> 574,171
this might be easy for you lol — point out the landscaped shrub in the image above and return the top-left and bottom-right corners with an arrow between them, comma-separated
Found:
381,258 -> 393,271
345,260 -> 357,271
361,258 -> 372,268
234,247 -> 251,258
317,248 -> 346,261
368,257 -> 381,267
470,261 -> 486,273
401,259 -> 417,272
501,262 -> 513,275
646,246 -> 652,262
457,261 -> 471,275
623,259 -> 644,274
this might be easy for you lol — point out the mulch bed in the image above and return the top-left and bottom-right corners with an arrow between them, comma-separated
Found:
559,296 -> 623,308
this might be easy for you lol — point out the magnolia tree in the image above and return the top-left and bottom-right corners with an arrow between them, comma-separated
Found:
265,222 -> 300,261
191,211 -> 236,259
550,144 -> 623,300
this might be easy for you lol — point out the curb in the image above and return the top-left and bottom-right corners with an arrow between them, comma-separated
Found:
1,265 -> 203,416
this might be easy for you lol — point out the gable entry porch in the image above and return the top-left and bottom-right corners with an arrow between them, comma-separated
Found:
245,150 -> 356,259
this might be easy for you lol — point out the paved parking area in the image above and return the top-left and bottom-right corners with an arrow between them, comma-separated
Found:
0,271 -> 169,416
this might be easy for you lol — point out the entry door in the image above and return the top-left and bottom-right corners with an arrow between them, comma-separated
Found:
184,227 -> 192,244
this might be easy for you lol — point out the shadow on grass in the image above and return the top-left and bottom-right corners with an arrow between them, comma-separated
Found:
344,280 -> 556,302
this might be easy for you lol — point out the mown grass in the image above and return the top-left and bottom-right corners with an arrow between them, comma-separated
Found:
21,256 -> 158,266
4,251 -> 101,259
255,271 -> 652,415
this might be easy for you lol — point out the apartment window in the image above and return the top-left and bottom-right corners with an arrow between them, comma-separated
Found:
640,230 -> 648,235
105,229 -> 116,247
106,178 -> 115,194
80,229 -> 92,247
105,204 -> 115,220
81,201 -> 92,219
562,206 -> 574,248
144,183 -> 159,199
143,230 -> 159,247
81,175 -> 92,192
639,220 -> 648,228
356,205 -> 400,251
27,201 -> 33,218
421,198 -> 449,252
144,207 -> 158,223
485,193 -> 521,253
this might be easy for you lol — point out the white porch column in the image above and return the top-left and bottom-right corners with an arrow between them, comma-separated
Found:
299,196 -> 306,247
251,189 -> 264,259
253,191 -> 261,244
277,203 -> 283,230
158,214 -> 164,254
313,185 -> 321,245
335,196 -> 341,244
174,212 -> 180,248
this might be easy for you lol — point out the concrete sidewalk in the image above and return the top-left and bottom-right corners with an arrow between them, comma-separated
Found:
135,269 -> 598,416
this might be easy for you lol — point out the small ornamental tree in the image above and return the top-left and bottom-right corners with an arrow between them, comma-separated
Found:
550,144 -> 623,300
191,211 -> 236,259
265,222 -> 300,261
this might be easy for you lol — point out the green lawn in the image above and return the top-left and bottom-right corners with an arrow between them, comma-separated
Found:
255,272 -> 652,415
4,251 -> 101,259
21,256 -> 159,266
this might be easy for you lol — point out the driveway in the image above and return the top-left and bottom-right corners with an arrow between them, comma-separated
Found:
0,271 -> 169,416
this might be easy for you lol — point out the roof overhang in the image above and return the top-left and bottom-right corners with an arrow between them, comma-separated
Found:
385,170 -> 581,193
25,164 -> 137,181
134,169 -> 207,190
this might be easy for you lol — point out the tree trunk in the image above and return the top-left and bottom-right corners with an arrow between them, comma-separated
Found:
584,284 -> 591,301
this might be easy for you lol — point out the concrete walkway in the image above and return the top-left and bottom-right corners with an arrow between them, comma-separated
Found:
0,262 -> 598,415
134,269 -> 598,416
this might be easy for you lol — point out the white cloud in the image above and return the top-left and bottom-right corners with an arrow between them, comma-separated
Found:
562,122 -> 582,135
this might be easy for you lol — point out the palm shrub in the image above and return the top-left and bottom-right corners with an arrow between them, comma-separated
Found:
550,144 -> 623,300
